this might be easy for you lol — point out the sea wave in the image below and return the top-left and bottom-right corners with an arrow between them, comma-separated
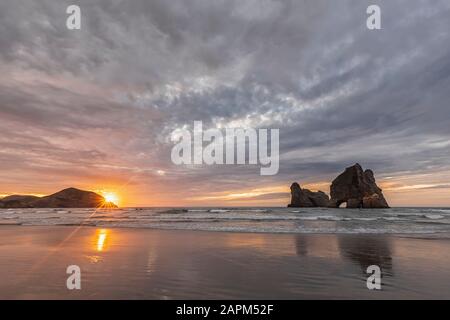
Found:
424,214 -> 444,220
1,207 -> 450,235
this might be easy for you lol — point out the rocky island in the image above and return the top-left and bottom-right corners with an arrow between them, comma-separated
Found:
288,163 -> 389,208
287,183 -> 330,207
0,187 -> 117,208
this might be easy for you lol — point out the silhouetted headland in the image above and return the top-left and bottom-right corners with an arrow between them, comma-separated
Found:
0,187 -> 117,208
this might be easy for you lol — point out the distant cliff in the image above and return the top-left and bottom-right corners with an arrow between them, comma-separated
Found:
288,163 -> 389,208
0,188 -> 117,208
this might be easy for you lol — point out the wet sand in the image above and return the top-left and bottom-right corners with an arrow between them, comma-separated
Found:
0,226 -> 449,299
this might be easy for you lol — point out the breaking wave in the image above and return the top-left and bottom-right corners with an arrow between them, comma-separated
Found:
1,207 -> 450,235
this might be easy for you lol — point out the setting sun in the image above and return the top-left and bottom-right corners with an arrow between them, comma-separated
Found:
103,192 -> 119,206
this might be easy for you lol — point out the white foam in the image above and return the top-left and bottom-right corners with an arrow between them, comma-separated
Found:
433,209 -> 450,214
424,214 -> 444,220
383,217 -> 404,221
317,216 -> 343,221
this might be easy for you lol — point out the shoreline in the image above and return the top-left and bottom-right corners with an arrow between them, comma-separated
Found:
2,207 -> 450,244
1,223 -> 450,239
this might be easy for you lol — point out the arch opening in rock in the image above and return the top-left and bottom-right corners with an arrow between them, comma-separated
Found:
337,201 -> 347,208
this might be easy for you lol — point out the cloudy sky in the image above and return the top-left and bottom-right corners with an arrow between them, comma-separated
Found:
1,0 -> 450,206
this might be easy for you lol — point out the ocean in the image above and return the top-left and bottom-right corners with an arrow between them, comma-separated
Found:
1,207 -> 450,235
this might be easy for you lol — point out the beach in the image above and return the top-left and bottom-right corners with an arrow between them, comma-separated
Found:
1,225 -> 449,299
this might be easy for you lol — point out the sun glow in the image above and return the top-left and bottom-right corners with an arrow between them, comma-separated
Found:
96,229 -> 108,252
102,192 -> 119,206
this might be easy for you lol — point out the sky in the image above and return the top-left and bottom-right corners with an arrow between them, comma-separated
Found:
1,0 -> 450,207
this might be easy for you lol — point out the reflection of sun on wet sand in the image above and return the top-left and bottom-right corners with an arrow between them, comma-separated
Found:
95,229 -> 109,252
0,226 -> 450,299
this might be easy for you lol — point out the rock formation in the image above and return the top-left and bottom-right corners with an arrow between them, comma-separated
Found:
287,163 -> 389,209
0,188 -> 117,208
329,163 -> 389,208
288,182 -> 330,207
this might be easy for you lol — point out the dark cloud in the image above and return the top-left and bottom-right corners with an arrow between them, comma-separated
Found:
1,0 -> 450,205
